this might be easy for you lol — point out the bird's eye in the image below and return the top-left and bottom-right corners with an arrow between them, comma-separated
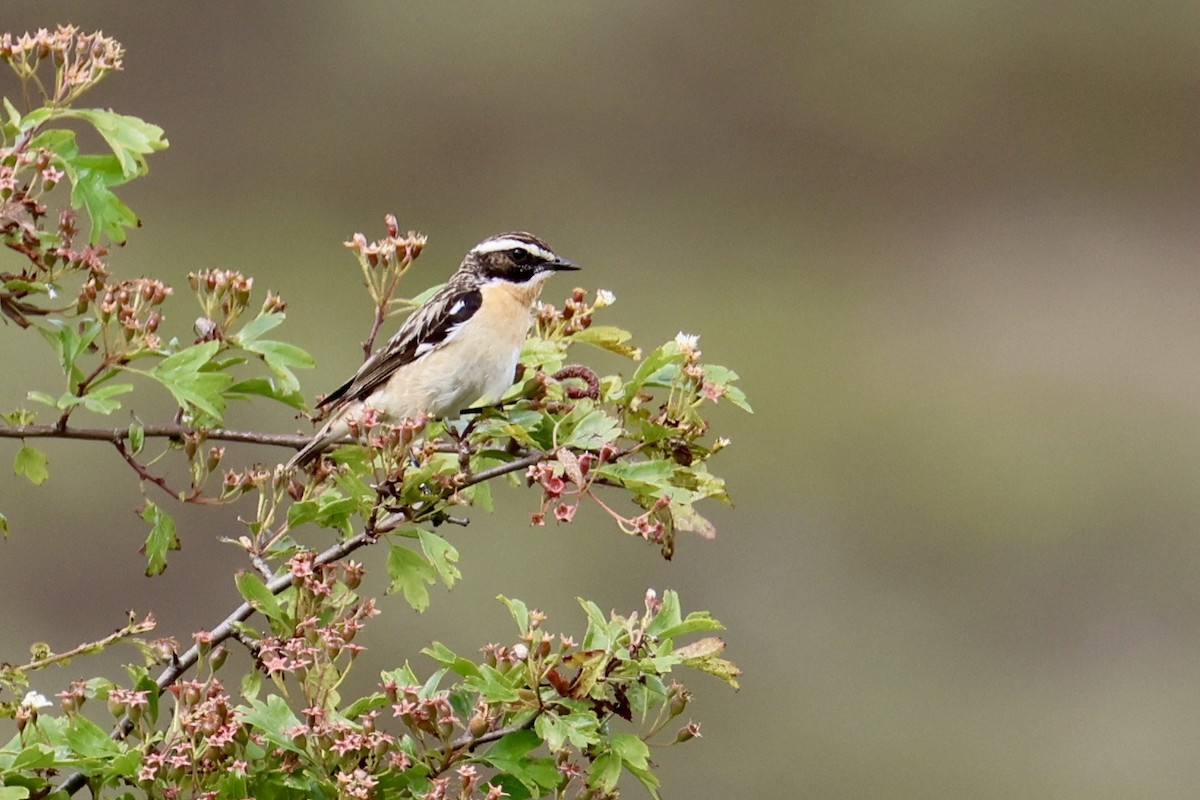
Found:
509,248 -> 532,265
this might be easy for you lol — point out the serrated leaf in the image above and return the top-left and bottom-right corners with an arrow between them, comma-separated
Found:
482,729 -> 560,791
235,312 -> 285,344
13,445 -> 49,485
235,571 -> 288,628
498,595 -> 530,634
521,337 -> 568,371
64,714 -> 121,757
588,750 -> 622,793
675,636 -> 741,689
64,109 -> 167,178
465,664 -> 522,703
596,459 -> 673,495
239,695 -> 304,753
535,710 -> 601,752
140,500 -> 179,576
611,733 -> 650,769
141,341 -> 232,419
571,324 -> 640,358
417,529 -> 461,588
421,641 -> 480,678
65,153 -> 139,244
386,545 -> 436,612
78,382 -> 134,415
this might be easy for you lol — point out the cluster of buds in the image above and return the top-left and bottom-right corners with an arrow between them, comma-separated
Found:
345,215 -> 426,270
221,464 -> 275,498
346,215 -> 426,312
54,211 -> 108,279
384,683 -> 460,741
83,277 -> 172,350
360,413 -> 430,479
1,26 -> 125,105
0,147 -> 63,204
526,446 -> 616,526
533,287 -> 616,339
413,770 -> 508,800
189,268 -> 254,337
138,679 -> 243,785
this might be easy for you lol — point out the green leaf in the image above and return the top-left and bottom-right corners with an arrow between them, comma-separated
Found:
239,695 -> 304,754
128,421 -> 145,455
13,445 -> 49,485
622,344 -> 683,405
596,459 -> 674,495
559,405 -> 621,450
521,337 -> 568,372
235,571 -> 288,629
645,590 -> 682,639
140,500 -> 180,576
675,637 -> 742,689
64,109 -> 168,178
78,382 -> 134,415
235,312 -> 285,344
0,786 -> 32,799
10,742 -> 56,770
65,153 -> 140,244
386,545 -> 436,612
498,595 -> 530,635
64,714 -> 121,757
0,511 -> 8,537
464,664 -> 521,703
588,750 -> 622,793
418,529 -> 461,589
421,641 -> 480,678
38,318 -> 101,388
482,729 -> 560,792
611,733 -> 650,769
226,377 -> 306,410
570,324 -> 640,359
141,340 -> 232,419
578,598 -> 612,650
535,710 -> 601,752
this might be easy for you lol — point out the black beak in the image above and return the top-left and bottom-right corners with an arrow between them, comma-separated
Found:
547,257 -> 581,271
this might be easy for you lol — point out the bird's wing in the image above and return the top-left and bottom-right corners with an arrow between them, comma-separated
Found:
316,283 -> 483,411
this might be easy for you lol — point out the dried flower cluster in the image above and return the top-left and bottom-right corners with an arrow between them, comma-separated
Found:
80,276 -> 172,350
0,25 -> 124,105
189,268 -> 255,337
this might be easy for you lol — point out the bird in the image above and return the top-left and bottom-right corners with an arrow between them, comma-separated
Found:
287,231 -> 580,469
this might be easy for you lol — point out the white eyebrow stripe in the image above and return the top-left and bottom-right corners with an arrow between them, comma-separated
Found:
471,238 -> 555,261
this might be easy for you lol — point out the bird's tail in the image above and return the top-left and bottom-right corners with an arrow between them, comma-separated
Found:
286,414 -> 346,471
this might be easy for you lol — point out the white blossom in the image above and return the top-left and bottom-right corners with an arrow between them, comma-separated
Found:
674,332 -> 700,350
21,691 -> 51,710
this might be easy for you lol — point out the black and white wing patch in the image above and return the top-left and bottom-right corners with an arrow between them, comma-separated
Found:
317,286 -> 482,411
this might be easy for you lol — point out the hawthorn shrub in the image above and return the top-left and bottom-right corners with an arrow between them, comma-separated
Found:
0,27 -> 748,800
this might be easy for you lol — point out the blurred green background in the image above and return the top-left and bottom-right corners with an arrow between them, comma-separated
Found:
3,2 -> 1200,797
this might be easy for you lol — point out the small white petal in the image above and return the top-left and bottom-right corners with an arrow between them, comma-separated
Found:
595,289 -> 615,308
21,690 -> 51,710
674,332 -> 700,350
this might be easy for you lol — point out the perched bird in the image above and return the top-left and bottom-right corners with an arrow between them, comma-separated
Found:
287,232 -> 580,469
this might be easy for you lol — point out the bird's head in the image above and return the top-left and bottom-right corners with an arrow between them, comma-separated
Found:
466,232 -> 581,285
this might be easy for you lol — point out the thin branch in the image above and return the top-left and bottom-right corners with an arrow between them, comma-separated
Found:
113,440 -> 182,501
13,613 -> 156,673
0,422 -> 311,450
55,528 -> 377,797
